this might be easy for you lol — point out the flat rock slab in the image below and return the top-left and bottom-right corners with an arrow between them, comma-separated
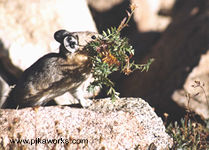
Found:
0,98 -> 172,150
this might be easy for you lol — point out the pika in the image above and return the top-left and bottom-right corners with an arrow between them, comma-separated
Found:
2,29 -> 100,109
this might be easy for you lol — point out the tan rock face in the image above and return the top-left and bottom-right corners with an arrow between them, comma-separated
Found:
0,98 -> 173,150
184,51 -> 209,97
131,0 -> 175,32
0,0 -> 97,70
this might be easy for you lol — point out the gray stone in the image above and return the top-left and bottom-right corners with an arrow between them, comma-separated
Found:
0,97 -> 172,150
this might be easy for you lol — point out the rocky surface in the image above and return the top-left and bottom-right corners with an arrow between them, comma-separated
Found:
0,98 -> 172,150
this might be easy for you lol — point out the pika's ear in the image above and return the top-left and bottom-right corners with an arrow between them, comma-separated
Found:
54,30 -> 71,43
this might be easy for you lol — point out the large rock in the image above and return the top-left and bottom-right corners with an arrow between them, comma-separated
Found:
0,98 -> 173,150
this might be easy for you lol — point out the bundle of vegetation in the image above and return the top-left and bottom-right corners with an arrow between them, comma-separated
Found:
85,4 -> 154,99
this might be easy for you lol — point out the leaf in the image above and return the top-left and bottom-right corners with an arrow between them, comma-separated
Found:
126,10 -> 131,17
102,31 -> 107,37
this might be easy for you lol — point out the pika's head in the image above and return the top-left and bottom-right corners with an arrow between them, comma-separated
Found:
54,29 -> 100,53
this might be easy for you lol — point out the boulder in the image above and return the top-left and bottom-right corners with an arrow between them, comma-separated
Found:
0,98 -> 172,150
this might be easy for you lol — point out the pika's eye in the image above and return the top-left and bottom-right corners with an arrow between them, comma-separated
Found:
91,35 -> 96,40
63,35 -> 78,53
69,40 -> 76,49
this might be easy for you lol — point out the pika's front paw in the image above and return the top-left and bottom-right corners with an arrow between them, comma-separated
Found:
79,98 -> 93,108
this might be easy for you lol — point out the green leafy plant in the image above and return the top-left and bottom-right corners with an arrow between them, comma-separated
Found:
166,80 -> 209,149
85,4 -> 154,99
166,117 -> 209,150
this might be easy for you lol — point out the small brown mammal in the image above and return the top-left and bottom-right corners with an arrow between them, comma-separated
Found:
2,30 -> 99,109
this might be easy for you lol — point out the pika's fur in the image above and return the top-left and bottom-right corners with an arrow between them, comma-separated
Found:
2,30 -> 99,109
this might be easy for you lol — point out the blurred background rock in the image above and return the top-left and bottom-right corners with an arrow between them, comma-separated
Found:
0,0 -> 208,122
